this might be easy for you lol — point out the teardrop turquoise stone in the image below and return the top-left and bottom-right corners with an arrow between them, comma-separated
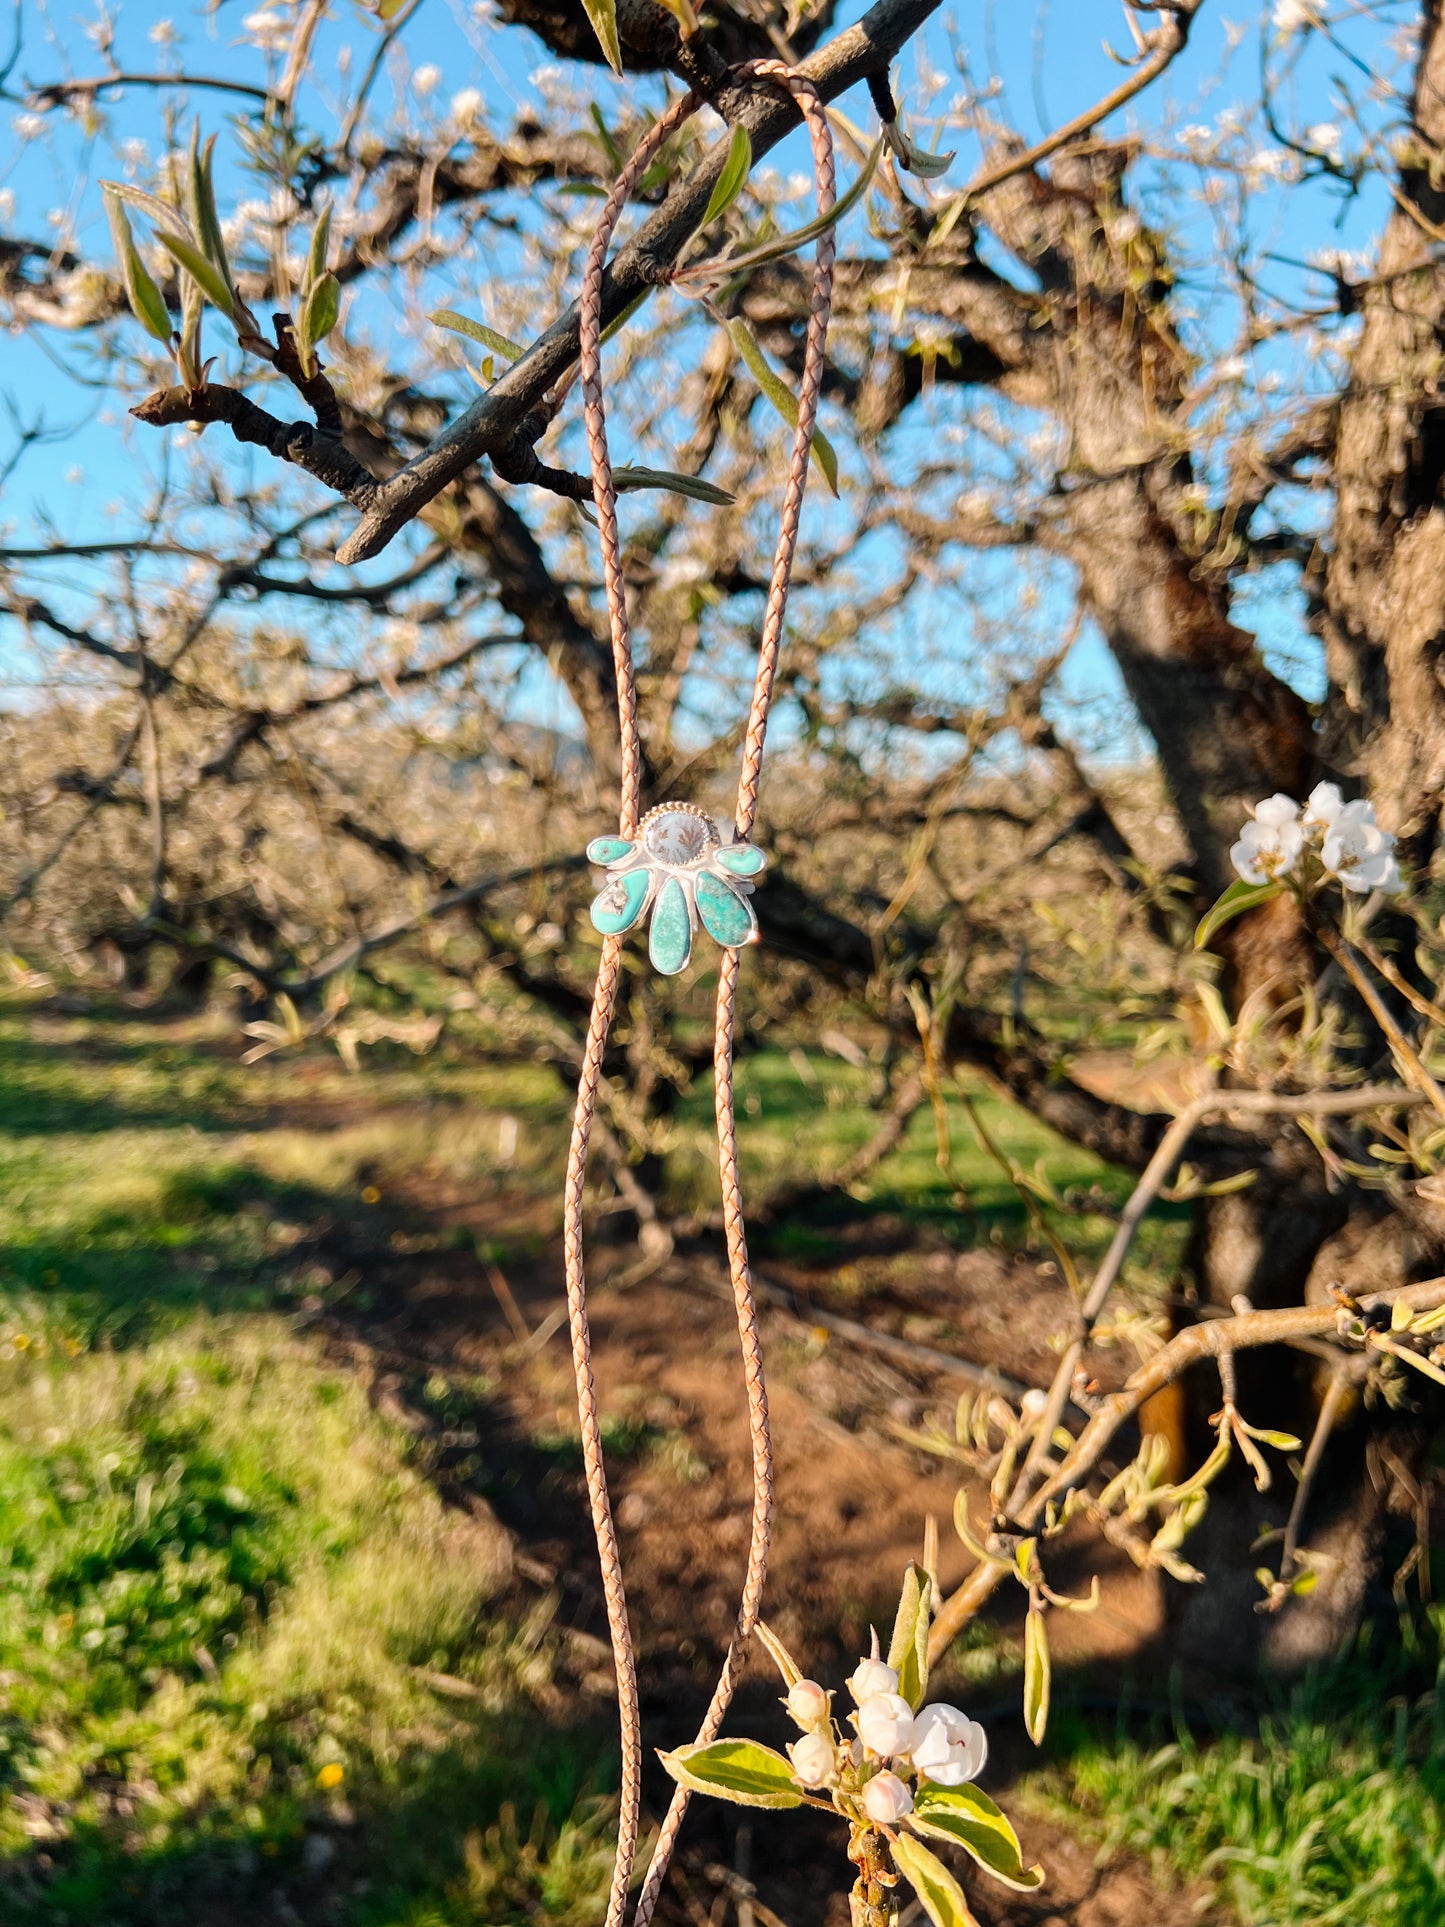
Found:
590,866 -> 650,935
586,835 -> 636,865
696,872 -> 755,948
649,876 -> 693,976
716,844 -> 766,878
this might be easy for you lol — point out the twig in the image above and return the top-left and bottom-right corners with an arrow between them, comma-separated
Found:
1276,1363 -> 1353,1593
485,1261 -> 532,1344
132,382 -> 377,504
1084,1082 -> 1427,1330
1345,925 -> 1445,1034
1313,923 -> 1445,1122
25,69 -> 275,108
951,0 -> 1202,207
687,1261 -> 1035,1400
927,1274 -> 1445,1659
1004,1081 -> 1426,1513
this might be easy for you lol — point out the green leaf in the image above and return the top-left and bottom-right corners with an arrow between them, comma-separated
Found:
754,1619 -> 804,1690
892,1831 -> 980,1927
701,140 -> 882,277
1245,1427 -> 1302,1451
104,192 -> 173,344
703,125 -> 752,228
580,0 -> 622,75
1194,877 -> 1283,951
300,271 -> 341,352
910,1787 -> 1044,1893
658,1739 -> 803,1809
99,179 -> 190,239
157,228 -> 237,319
430,310 -> 525,361
306,204 -> 333,291
614,465 -> 735,505
727,317 -> 839,495
1023,1608 -> 1050,1746
601,289 -> 651,346
886,1561 -> 931,1710
186,125 -> 232,292
590,102 -> 623,174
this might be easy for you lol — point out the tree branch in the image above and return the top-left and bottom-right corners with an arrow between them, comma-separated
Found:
334,0 -> 944,563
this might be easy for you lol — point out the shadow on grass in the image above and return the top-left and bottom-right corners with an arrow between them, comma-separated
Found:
0,1708 -> 620,1927
0,1160 -> 359,1345
0,1032 -> 251,1139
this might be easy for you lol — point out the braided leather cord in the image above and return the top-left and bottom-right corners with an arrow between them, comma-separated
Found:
572,92 -> 705,1927
630,65 -> 837,1927
569,67 -> 836,1927
579,90 -> 701,840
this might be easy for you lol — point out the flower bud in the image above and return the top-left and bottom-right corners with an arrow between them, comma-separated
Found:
856,1692 -> 915,1757
788,1730 -> 836,1788
861,1769 -> 914,1824
848,1655 -> 900,1703
785,1678 -> 831,1727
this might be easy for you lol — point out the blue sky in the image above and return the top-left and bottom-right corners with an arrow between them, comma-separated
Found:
0,0 -> 1414,750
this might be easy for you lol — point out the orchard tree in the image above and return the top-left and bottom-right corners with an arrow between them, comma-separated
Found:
5,0 -> 1445,1680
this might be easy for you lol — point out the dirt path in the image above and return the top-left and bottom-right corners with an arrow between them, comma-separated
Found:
274,1149 -> 1218,1926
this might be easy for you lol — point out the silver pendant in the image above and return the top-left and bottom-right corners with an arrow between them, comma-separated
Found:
586,802 -> 767,976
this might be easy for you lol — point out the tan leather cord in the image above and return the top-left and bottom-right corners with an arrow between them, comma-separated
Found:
631,68 -> 838,1927
572,90 -> 704,1927
569,68 -> 837,1927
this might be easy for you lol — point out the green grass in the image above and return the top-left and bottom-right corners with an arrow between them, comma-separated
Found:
0,995 -> 1200,1919
0,1007 -> 568,1344
0,1005 -> 617,1923
666,1045 -> 1187,1287
0,1312 -> 618,1924
1047,1621 -> 1445,1925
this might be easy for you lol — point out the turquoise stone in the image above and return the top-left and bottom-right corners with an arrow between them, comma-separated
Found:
696,872 -> 755,948
716,844 -> 766,878
649,876 -> 693,975
586,834 -> 636,865
591,866 -> 650,935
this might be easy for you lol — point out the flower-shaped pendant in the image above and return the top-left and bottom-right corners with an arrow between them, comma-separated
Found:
586,802 -> 767,976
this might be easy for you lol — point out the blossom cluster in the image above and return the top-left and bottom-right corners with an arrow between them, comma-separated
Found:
784,1638 -> 987,1823
1230,784 -> 1403,895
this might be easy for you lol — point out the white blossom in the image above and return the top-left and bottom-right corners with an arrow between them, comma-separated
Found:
788,1731 -> 836,1787
861,1770 -> 914,1823
1274,0 -> 1319,33
412,64 -> 441,95
1321,799 -> 1403,893
847,1642 -> 899,1704
243,9 -> 292,54
1302,782 -> 1345,833
148,17 -> 178,45
1307,122 -> 1343,162
450,89 -> 483,124
1229,794 -> 1305,884
856,1692 -> 915,1757
909,1703 -> 988,1786
785,1678 -> 830,1728
0,189 -> 15,223
13,113 -> 47,141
